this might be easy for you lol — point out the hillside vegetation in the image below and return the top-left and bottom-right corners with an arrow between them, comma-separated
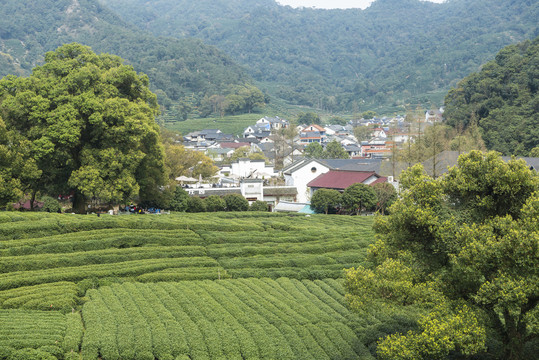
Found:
99,0 -> 539,112
444,36 -> 539,156
0,0 -> 256,118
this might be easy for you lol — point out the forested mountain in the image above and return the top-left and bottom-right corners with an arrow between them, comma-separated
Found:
444,36 -> 539,156
99,0 -> 538,112
0,0 -> 255,118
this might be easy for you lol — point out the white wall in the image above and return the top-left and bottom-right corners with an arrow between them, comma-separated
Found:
285,160 -> 330,203
231,159 -> 266,178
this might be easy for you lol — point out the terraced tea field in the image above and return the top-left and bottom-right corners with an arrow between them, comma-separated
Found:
0,212 -> 376,359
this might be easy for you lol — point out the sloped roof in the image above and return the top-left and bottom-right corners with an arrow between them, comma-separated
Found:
210,148 -> 235,154
200,129 -> 221,135
282,158 -> 383,175
501,156 -> 539,172
320,159 -> 382,172
371,176 -> 388,185
307,170 -> 378,190
219,142 -> 250,149
264,187 -> 298,196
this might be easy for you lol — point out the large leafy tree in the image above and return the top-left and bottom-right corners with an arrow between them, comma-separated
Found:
324,140 -> 350,159
0,117 -> 41,207
341,183 -> 377,215
310,188 -> 341,214
345,151 -> 539,359
164,143 -> 218,180
0,43 -> 166,212
304,142 -> 324,158
228,146 -> 267,163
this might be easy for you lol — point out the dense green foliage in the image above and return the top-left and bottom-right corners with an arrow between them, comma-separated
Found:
0,43 -> 166,212
345,152 -> 539,359
310,189 -> 341,215
204,195 -> 226,212
304,140 -> 349,159
0,309 -> 82,360
0,0 -> 256,121
100,0 -> 538,112
342,183 -> 377,215
444,36 -> 539,155
0,119 -> 40,208
223,194 -> 249,212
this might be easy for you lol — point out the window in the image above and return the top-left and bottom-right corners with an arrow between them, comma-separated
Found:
311,167 -> 317,173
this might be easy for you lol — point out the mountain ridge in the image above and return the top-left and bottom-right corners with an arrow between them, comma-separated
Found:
0,0 -> 254,117
99,0 -> 539,112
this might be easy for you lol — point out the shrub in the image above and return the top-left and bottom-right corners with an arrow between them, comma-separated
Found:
249,200 -> 268,212
40,197 -> 61,213
169,187 -> 189,212
223,194 -> 249,211
9,349 -> 57,360
203,195 -> 226,212
186,197 -> 206,213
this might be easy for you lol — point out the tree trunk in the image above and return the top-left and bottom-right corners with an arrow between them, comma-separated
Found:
29,190 -> 37,211
503,311 -> 525,360
72,191 -> 87,214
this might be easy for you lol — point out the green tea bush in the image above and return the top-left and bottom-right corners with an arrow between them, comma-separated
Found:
203,195 -> 226,212
63,312 -> 84,354
186,196 -> 206,213
223,194 -> 249,211
77,280 -> 368,360
40,197 -> 61,213
249,200 -> 268,212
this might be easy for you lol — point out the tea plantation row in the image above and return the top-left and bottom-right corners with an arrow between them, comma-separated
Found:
0,212 -> 378,360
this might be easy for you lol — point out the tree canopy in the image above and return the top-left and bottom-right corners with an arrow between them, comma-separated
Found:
341,183 -> 377,215
444,36 -> 539,156
0,43 -> 166,211
304,140 -> 349,159
223,194 -> 249,212
310,188 -> 341,214
345,151 -> 539,359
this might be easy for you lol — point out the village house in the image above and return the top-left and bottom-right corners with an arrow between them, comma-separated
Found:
230,158 -> 275,179
186,179 -> 297,211
425,108 -> 444,123
299,124 -> 327,144
372,128 -> 387,139
283,158 -> 383,203
307,170 -> 387,198
360,140 -> 393,158
256,116 -> 290,130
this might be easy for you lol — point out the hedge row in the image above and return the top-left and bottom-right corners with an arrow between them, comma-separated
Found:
0,228 -> 202,256
0,246 -> 207,273
0,309 -> 68,358
0,281 -> 78,312
79,279 -> 371,360
0,257 -> 219,290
